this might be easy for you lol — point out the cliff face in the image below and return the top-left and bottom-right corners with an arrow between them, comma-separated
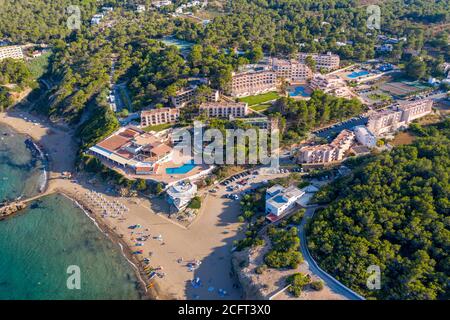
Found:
232,249 -> 266,300
0,202 -> 27,219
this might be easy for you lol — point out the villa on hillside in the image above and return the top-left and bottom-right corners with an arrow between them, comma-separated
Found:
265,185 -> 305,222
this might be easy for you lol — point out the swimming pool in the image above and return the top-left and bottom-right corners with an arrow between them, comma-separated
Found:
166,160 -> 197,175
289,86 -> 310,97
347,71 -> 370,79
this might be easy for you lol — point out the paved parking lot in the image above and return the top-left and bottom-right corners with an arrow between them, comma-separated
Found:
313,116 -> 368,141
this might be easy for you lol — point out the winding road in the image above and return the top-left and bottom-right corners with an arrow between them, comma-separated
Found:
299,206 -> 365,300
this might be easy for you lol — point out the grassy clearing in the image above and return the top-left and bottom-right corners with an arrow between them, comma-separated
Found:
238,92 -> 279,106
368,93 -> 391,101
250,103 -> 272,112
27,52 -> 51,79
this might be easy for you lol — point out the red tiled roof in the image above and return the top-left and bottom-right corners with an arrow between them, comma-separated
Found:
150,143 -> 172,156
266,213 -> 281,223
136,166 -> 153,173
116,149 -> 134,159
97,135 -> 130,152
119,128 -> 140,139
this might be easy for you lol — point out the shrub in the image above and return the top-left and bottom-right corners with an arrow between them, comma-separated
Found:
255,264 -> 267,274
310,280 -> 324,291
155,183 -> 164,194
264,227 -> 303,269
135,179 -> 147,191
188,196 -> 202,209
287,273 -> 311,297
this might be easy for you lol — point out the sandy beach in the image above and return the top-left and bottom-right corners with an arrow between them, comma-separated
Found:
0,110 -> 246,300
1,108 -> 350,300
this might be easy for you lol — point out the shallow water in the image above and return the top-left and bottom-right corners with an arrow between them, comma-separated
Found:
0,123 -> 141,300
0,123 -> 44,201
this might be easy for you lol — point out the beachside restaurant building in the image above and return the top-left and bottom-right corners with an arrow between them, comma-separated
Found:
166,180 -> 198,212
88,126 -> 173,175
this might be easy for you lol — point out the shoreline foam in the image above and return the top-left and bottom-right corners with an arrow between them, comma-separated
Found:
0,112 -> 160,300
58,190 -> 154,300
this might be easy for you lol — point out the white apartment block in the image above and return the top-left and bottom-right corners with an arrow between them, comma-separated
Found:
199,102 -> 249,118
265,185 -> 305,217
141,108 -> 180,127
0,45 -> 24,61
298,52 -> 340,70
310,73 -> 345,90
271,58 -> 313,83
309,73 -> 354,99
299,129 -> 355,164
231,70 -> 277,97
367,99 -> 432,136
367,110 -> 403,136
171,86 -> 219,108
397,99 -> 433,123
353,125 -> 377,148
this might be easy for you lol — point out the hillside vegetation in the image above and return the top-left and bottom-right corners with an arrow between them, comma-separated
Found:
308,120 -> 450,300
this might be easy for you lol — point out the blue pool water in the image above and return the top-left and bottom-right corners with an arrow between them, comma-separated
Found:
166,160 -> 197,175
289,86 -> 310,97
347,71 -> 370,79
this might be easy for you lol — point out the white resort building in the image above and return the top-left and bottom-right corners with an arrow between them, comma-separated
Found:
140,108 -> 180,127
89,126 -> 173,175
166,180 -> 198,212
271,58 -> 313,83
367,99 -> 433,136
298,52 -> 340,70
397,99 -> 433,123
231,69 -> 277,97
367,109 -> 403,136
199,102 -> 249,118
265,185 -> 305,221
0,45 -> 24,61
171,85 -> 219,108
353,125 -> 377,148
298,129 -> 355,164
309,73 -> 354,99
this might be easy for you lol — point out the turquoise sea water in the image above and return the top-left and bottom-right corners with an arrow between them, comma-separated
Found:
0,124 -> 44,201
0,123 -> 141,300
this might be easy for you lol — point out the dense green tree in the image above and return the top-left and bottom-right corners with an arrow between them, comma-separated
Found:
405,56 -> 427,80
307,120 -> 450,300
